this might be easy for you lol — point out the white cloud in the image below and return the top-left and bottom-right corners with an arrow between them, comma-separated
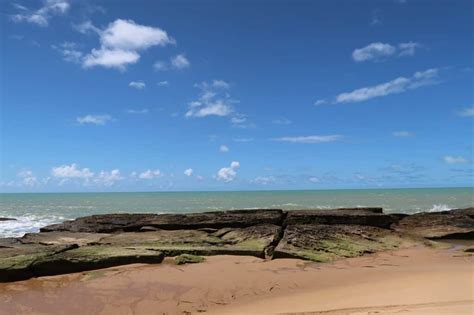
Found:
157,80 -> 169,86
212,80 -> 229,89
101,19 -> 175,50
95,169 -> 123,186
335,68 -> 439,103
82,19 -> 175,70
392,131 -> 414,137
443,156 -> 469,164
11,0 -> 70,27
138,169 -> 162,179
398,42 -> 420,56
153,61 -> 168,71
308,177 -> 320,183
171,54 -> 190,69
129,81 -> 146,89
273,135 -> 342,143
184,168 -> 193,176
457,107 -> 474,117
185,82 -> 235,118
314,99 -> 326,106
126,108 -> 148,114
83,48 -> 140,70
76,114 -> 113,125
352,42 -> 420,62
217,161 -> 240,182
18,170 -> 39,186
51,163 -> 94,179
219,145 -> 229,153
73,20 -> 101,34
52,42 -> 83,63
352,42 -> 396,62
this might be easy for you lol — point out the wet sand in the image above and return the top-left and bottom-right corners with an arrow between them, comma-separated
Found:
0,245 -> 472,315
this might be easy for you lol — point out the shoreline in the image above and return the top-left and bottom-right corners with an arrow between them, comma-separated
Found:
1,207 -> 473,314
1,245 -> 472,315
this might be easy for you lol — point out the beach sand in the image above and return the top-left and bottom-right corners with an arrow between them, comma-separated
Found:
0,245 -> 472,315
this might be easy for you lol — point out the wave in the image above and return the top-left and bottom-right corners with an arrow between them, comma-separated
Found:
427,204 -> 453,212
0,215 -> 67,238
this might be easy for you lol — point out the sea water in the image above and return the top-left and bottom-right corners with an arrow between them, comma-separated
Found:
0,187 -> 473,237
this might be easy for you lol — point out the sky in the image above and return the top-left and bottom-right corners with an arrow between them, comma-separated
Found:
0,0 -> 473,192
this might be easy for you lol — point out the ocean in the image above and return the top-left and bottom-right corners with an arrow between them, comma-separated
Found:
0,187 -> 473,237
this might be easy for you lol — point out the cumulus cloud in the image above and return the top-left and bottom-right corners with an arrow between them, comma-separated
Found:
352,42 -> 420,62
457,107 -> 474,117
129,81 -> 146,89
335,68 -> 439,103
10,0 -> 70,27
51,163 -> 94,179
184,168 -> 193,176
95,169 -> 123,186
157,80 -> 169,86
216,161 -> 240,182
76,114 -> 113,125
78,19 -> 175,70
171,54 -> 190,69
82,48 -> 140,69
392,131 -> 414,137
273,135 -> 342,143
308,177 -> 320,183
138,169 -> 162,179
443,156 -> 469,164
18,170 -> 39,186
219,145 -> 229,153
185,81 -> 236,118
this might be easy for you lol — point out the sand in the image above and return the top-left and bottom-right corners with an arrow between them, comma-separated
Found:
0,245 -> 472,315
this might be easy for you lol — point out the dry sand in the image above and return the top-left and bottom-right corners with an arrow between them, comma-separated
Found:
0,244 -> 472,315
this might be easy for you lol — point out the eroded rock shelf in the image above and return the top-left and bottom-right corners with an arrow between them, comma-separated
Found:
1,207 -> 473,282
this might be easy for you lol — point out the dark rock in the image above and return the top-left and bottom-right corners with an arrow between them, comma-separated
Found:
96,224 -> 281,259
30,246 -> 164,277
274,224 -> 406,262
0,243 -> 78,282
285,208 -> 395,228
393,208 -> 474,239
40,209 -> 284,233
0,217 -> 16,221
40,213 -> 160,233
20,231 -> 111,246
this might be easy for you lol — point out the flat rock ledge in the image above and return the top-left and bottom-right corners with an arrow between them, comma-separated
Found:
1,207 -> 472,282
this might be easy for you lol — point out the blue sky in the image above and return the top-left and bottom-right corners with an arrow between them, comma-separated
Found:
1,0 -> 473,192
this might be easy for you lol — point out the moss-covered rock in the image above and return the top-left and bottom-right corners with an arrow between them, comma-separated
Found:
30,245 -> 164,277
174,254 -> 205,265
274,224 -> 406,262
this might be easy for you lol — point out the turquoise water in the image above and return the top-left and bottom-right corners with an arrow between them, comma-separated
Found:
0,188 -> 473,237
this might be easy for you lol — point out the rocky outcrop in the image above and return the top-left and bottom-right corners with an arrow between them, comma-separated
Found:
393,207 -> 474,239
285,208 -> 397,228
274,224 -> 406,262
40,209 -> 284,233
1,207 -> 472,282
